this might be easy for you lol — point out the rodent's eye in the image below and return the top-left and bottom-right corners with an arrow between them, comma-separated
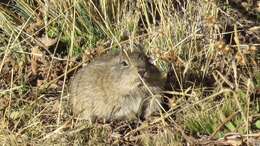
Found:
120,60 -> 129,67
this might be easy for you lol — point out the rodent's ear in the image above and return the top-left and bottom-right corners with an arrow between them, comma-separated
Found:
132,43 -> 145,53
120,31 -> 130,41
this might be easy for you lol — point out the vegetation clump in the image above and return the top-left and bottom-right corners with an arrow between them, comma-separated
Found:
0,0 -> 259,145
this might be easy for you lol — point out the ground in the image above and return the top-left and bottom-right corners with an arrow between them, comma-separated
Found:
0,0 -> 259,145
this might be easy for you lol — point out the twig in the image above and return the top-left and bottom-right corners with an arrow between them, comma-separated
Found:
210,111 -> 240,139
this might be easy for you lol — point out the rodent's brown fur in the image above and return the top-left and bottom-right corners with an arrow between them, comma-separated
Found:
69,48 -> 164,122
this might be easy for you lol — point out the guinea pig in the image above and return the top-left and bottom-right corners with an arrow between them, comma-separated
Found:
69,48 -> 164,122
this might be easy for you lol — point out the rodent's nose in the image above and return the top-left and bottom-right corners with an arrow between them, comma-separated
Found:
138,69 -> 146,77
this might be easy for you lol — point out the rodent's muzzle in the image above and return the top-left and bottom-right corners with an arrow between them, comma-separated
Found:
138,69 -> 146,78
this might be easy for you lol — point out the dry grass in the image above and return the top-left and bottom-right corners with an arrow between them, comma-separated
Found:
0,0 -> 259,145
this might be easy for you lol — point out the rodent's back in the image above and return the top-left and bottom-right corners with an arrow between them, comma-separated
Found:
70,49 -> 164,121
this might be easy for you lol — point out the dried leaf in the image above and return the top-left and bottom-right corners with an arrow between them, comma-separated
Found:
249,26 -> 260,32
223,133 -> 243,146
37,36 -> 57,48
